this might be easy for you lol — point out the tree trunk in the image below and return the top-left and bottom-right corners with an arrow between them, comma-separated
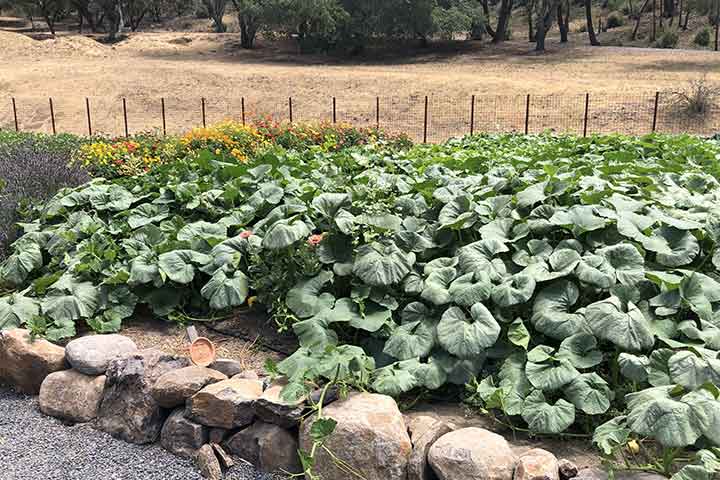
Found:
493,0 -> 514,43
652,0 -> 656,41
663,0 -> 674,18
480,0 -> 497,38
536,0 -> 559,51
585,0 -> 600,45
632,0 -> 651,39
557,0 -> 569,42
526,0 -> 536,41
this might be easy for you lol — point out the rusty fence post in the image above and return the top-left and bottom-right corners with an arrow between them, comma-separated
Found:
86,98 -> 93,136
332,97 -> 337,124
122,98 -> 129,137
12,97 -> 18,132
583,93 -> 590,137
652,91 -> 660,133
288,97 -> 293,123
470,95 -> 475,135
241,97 -> 246,125
49,98 -> 57,135
161,98 -> 167,136
201,97 -> 207,127
524,94 -> 531,135
423,96 -> 429,144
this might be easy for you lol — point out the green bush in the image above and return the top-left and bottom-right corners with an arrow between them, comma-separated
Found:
606,11 -> 625,29
656,29 -> 679,48
694,27 -> 711,46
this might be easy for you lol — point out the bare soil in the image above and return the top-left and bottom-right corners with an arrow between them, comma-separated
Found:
1,16 -> 719,140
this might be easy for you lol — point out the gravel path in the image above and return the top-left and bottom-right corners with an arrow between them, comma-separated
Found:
0,386 -> 285,480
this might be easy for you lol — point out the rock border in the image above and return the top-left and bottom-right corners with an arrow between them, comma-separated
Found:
0,328 -> 611,480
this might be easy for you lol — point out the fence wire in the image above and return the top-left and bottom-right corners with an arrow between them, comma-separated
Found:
2,93 -> 719,140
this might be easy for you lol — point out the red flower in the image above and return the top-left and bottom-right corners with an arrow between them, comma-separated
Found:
307,234 -> 324,246
239,230 -> 253,239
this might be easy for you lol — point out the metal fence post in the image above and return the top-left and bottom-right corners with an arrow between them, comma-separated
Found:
524,94 -> 531,135
49,97 -> 56,135
241,97 -> 246,125
122,97 -> 129,137
332,97 -> 337,124
652,91 -> 660,133
423,96 -> 429,144
288,97 -> 293,123
470,95 -> 475,135
11,97 -> 18,132
201,97 -> 207,127
86,98 -> 93,136
161,98 -> 167,136
583,93 -> 590,137
376,97 -> 380,130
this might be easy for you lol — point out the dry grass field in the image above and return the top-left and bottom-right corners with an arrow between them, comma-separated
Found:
1,15 -> 719,140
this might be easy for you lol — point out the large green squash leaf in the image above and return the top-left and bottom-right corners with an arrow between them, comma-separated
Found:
522,390 -> 576,434
285,271 -> 335,319
531,280 -> 587,340
353,241 -> 415,287
437,304 -> 500,360
586,296 -> 655,352
201,270 -> 249,310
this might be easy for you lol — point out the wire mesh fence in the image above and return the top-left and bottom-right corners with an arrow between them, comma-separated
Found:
1,92 -> 719,141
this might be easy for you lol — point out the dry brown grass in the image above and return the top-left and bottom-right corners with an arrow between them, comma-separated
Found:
0,18 -> 719,139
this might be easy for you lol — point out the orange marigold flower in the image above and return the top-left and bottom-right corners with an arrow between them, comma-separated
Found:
307,233 -> 324,246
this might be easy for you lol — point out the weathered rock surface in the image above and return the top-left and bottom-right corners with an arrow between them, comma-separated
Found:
428,428 -> 517,480
209,427 -> 229,444
212,443 -> 235,470
234,370 -> 260,380
559,459 -> 579,480
196,444 -> 223,480
408,418 -> 454,480
226,421 -> 302,474
39,370 -> 106,423
0,328 -> 66,393
65,334 -> 138,375
254,382 -> 305,428
96,349 -> 190,444
151,366 -> 227,408
299,392 -> 412,480
515,449 -> 559,480
161,408 -> 209,458
209,358 -> 243,378
187,378 -> 263,429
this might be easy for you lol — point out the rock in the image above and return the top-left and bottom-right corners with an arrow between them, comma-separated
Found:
151,366 -> 228,408
161,408 -> 209,458
408,418 -> 453,480
210,358 -> 243,378
209,428 -> 229,444
254,382 -> 305,428
407,415 -> 442,442
234,370 -> 259,380
0,329 -> 66,394
299,392 -> 412,480
226,421 -> 301,474
309,385 -> 339,406
211,443 -> 235,470
196,444 -> 223,480
428,428 -> 517,480
187,378 -> 264,429
559,459 -> 579,480
39,370 -> 106,423
96,349 -> 190,444
65,334 -> 137,375
515,449 -> 559,480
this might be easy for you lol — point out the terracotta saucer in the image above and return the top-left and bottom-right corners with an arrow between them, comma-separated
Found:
189,337 -> 216,367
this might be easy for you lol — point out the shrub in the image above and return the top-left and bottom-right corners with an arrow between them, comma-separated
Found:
181,121 -> 265,162
655,29 -> 679,48
694,26 -> 711,46
606,11 -> 625,29
0,143 -> 88,260
670,77 -> 720,117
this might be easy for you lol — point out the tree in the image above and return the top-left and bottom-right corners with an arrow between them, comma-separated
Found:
231,0 -> 269,48
557,0 -> 569,42
71,0 -> 103,32
585,0 -> 600,44
535,0 -> 559,50
526,0 -> 536,41
123,0 -> 148,30
17,0 -> 70,35
203,0 -> 228,32
493,0 -> 514,42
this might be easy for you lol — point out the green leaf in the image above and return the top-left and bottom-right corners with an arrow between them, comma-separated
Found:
286,271 -> 335,319
1,242 -> 43,287
491,274 -> 536,307
371,360 -> 420,396
42,280 -> 101,323
550,205 -> 607,234
525,354 -> 580,391
421,267 -> 457,306
586,296 -> 655,352
593,416 -> 630,456
0,294 -> 40,329
448,272 -> 492,307
654,226 -> 700,267
596,243 -> 645,286
618,353 -> 650,383
564,373 -> 612,415
437,304 -> 500,360
531,280 -> 587,340
383,317 -> 436,361
293,317 -> 338,350
353,241 -> 415,287
312,193 -> 351,218
309,417 -> 337,444
158,250 -> 211,284
177,221 -> 227,244
201,270 -> 249,310
522,390 -> 576,434
557,333 -> 603,369
262,219 -> 311,250
507,318 -> 530,350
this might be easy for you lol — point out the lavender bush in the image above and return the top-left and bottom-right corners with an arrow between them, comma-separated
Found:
0,140 -> 89,260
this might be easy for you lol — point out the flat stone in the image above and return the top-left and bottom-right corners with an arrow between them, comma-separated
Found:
0,328 -> 66,394
39,370 -> 106,423
429,428 -> 517,480
299,392 -> 412,480
212,443 -> 235,470
233,370 -> 259,380
559,459 -> 579,480
209,358 -> 243,378
65,334 -> 137,375
515,449 -> 559,480
196,444 -> 223,480
408,418 -> 453,480
151,366 -> 228,408
161,408 -> 209,458
254,381 -> 305,428
187,378 -> 263,429
96,349 -> 190,444
226,421 -> 301,474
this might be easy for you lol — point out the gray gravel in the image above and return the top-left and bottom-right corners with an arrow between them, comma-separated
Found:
0,386 -> 286,480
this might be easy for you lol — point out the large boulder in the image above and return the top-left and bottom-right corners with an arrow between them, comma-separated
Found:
515,449 -> 559,480
226,421 -> 302,474
299,392 -> 412,480
161,408 -> 209,458
254,382 -> 305,428
408,417 -> 454,480
96,349 -> 190,444
187,378 -> 263,429
428,428 -> 517,480
0,328 -> 66,393
151,366 -> 228,408
39,370 -> 106,423
65,334 -> 138,375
